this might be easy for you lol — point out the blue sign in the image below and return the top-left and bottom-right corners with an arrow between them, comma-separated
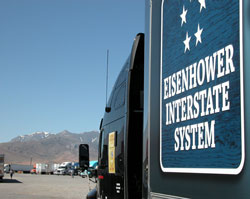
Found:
160,0 -> 244,174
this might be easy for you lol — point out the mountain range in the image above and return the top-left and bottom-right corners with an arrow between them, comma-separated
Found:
0,130 -> 99,165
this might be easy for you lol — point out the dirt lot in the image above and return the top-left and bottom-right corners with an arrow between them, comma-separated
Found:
0,173 -> 96,199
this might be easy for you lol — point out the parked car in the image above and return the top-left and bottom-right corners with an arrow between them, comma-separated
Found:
80,170 -> 88,178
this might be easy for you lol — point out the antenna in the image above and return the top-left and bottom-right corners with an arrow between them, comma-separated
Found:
105,50 -> 111,112
106,49 -> 109,107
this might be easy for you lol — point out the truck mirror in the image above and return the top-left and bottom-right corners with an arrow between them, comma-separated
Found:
79,144 -> 89,170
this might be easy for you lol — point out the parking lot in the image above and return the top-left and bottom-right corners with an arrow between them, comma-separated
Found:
0,173 -> 96,199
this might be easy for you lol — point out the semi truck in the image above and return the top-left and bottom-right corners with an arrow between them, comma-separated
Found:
55,162 -> 72,175
0,154 -> 4,181
4,164 -> 33,173
81,0 -> 250,198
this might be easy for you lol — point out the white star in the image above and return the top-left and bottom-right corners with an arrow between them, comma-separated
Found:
183,32 -> 191,53
180,5 -> 187,27
194,23 -> 203,46
198,0 -> 206,12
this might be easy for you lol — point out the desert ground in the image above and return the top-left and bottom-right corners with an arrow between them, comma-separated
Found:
0,173 -> 96,199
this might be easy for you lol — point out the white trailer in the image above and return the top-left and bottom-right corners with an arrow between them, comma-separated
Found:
0,154 -> 4,180
46,163 -> 59,174
36,163 -> 46,174
4,164 -> 33,173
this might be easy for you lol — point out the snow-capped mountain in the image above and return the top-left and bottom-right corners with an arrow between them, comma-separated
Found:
0,130 -> 99,164
10,131 -> 54,142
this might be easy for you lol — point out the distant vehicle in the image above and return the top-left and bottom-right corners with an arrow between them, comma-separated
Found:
88,161 -> 98,178
35,163 -> 59,175
0,154 -> 4,180
71,162 -> 79,170
80,170 -> 88,178
78,161 -> 98,179
53,163 -> 60,172
30,168 -> 36,174
89,161 -> 98,169
4,164 -> 8,173
53,170 -> 60,175
55,162 -> 72,175
30,164 -> 36,174
68,168 -> 78,176
36,163 -> 46,174
4,164 -> 33,173
46,163 -> 57,175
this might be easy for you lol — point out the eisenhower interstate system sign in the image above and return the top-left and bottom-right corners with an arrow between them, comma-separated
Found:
160,0 -> 244,174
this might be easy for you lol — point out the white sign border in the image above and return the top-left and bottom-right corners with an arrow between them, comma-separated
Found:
159,0 -> 245,175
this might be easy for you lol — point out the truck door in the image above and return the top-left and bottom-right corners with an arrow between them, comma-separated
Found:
126,33 -> 144,199
97,128 -> 109,198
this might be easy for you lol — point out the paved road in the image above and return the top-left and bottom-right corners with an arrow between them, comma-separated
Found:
0,173 -> 96,199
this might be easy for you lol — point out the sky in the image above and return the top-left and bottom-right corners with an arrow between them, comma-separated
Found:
0,0 -> 145,142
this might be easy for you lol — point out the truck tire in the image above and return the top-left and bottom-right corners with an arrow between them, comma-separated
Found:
86,188 -> 97,199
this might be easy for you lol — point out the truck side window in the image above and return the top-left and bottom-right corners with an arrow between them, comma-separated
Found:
115,59 -> 129,88
114,82 -> 126,110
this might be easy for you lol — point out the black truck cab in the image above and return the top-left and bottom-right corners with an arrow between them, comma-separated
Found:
97,33 -> 144,199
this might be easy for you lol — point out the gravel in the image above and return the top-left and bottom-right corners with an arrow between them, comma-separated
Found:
0,173 -> 96,199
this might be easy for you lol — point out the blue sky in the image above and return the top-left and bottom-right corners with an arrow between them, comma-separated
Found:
0,0 -> 144,142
